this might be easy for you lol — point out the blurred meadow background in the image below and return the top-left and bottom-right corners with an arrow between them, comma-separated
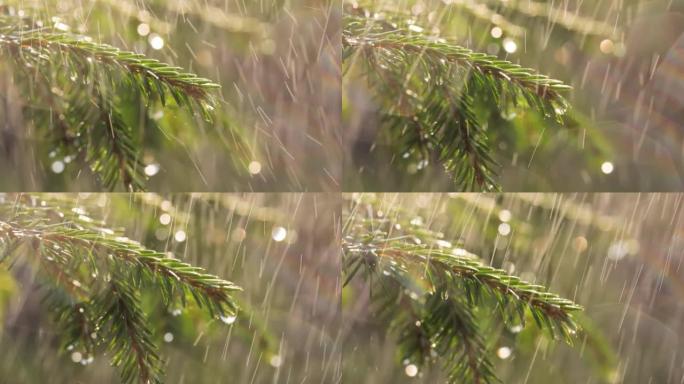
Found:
0,0 -> 341,191
0,193 -> 341,383
343,0 -> 684,191
343,193 -> 684,383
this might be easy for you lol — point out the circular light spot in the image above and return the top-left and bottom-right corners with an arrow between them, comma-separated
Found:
405,364 -> 418,377
498,209 -> 512,222
497,346 -> 512,359
148,34 -> 164,50
144,163 -> 160,176
155,228 -> 169,240
232,228 -> 247,242
599,39 -> 614,54
607,240 -> 638,261
248,161 -> 262,175
159,213 -> 172,225
137,23 -> 150,36
51,160 -> 65,174
573,236 -> 588,252
271,226 -> 287,242
174,230 -> 187,242
601,161 -> 614,174
498,222 -> 511,236
491,26 -> 503,39
160,200 -> 172,211
163,332 -> 174,343
71,351 -> 83,363
503,38 -> 517,53
270,355 -> 283,368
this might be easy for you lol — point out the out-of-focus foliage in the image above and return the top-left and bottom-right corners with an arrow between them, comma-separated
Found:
343,0 -> 684,191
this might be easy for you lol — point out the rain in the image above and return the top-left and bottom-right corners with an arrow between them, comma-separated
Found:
343,0 -> 684,191
0,0 -> 340,192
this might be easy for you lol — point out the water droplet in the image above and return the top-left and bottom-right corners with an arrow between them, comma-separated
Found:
148,34 -> 165,50
497,346 -> 512,359
174,230 -> 186,242
51,160 -> 65,174
607,240 -> 638,261
159,213 -> 172,225
601,161 -> 614,175
271,226 -> 287,242
137,23 -> 150,36
220,315 -> 237,324
248,161 -> 262,175
144,163 -> 160,177
160,200 -> 172,211
269,355 -> 283,367
498,209 -> 512,222
171,309 -> 182,317
434,240 -> 452,248
503,38 -> 517,53
408,24 -> 423,33
54,21 -> 70,31
498,223 -> 511,236
491,27 -> 503,39
71,351 -> 82,363
163,332 -> 174,343
232,228 -> 247,242
510,324 -> 523,333
599,39 -> 614,55
573,236 -> 588,252
404,364 -> 418,377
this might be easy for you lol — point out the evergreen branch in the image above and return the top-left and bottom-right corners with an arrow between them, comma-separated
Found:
0,195 -> 242,383
343,196 -> 583,382
1,29 -> 221,102
98,277 -> 163,384
82,96 -> 146,190
0,12 -> 223,190
425,291 -> 497,384
344,12 -> 571,190
344,15 -> 571,108
9,226 -> 241,317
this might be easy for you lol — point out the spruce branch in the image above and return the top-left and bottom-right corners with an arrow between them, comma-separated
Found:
0,195 -> 241,383
343,196 -> 583,382
2,28 -> 221,102
0,12 -> 222,190
98,277 -> 163,384
344,7 -> 572,190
